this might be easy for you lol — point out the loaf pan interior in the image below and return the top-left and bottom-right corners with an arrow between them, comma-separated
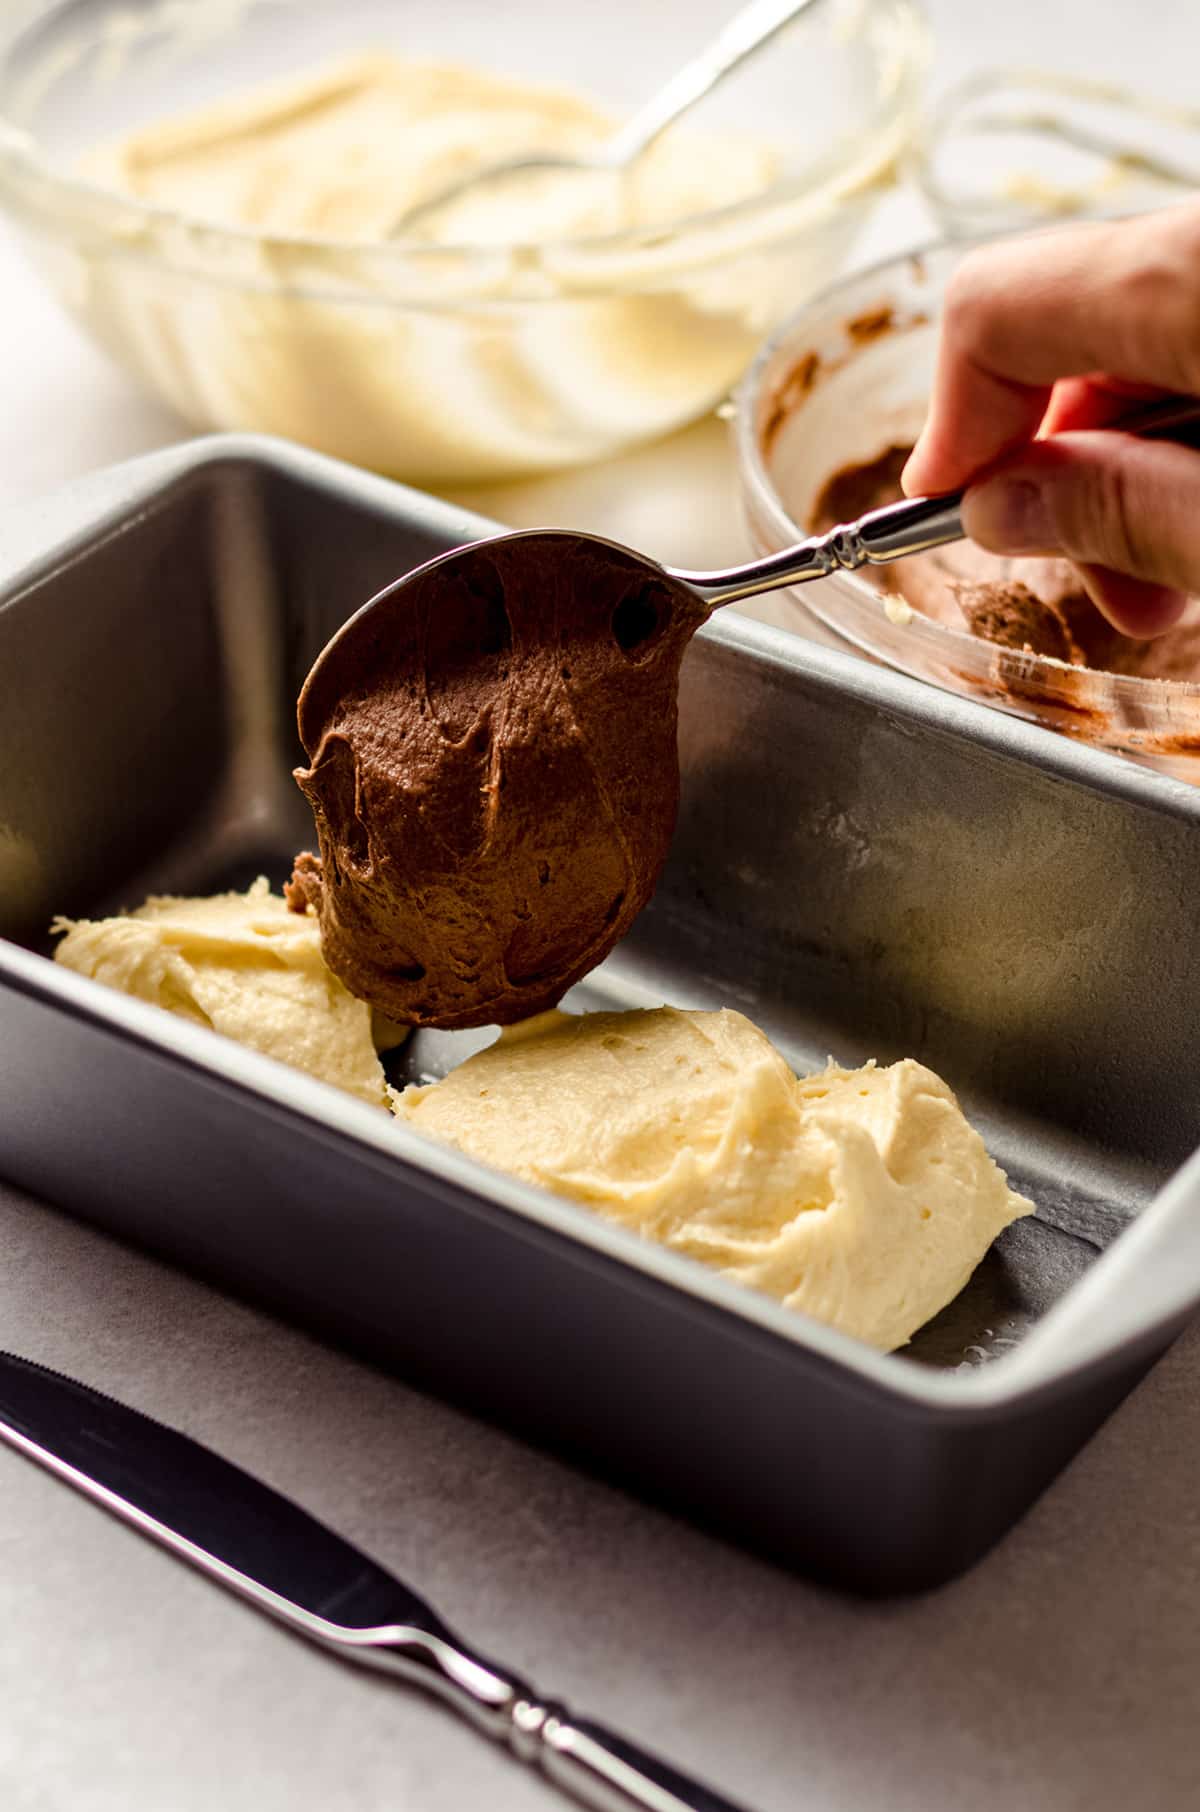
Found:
4,440 -> 1200,1380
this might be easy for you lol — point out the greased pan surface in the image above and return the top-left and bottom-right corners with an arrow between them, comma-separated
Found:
3,436 -> 1200,1593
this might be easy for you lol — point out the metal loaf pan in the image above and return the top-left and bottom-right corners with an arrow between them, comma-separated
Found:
4,436 -> 1200,1595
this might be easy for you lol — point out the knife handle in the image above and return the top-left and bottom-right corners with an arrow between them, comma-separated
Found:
362,1635 -> 752,1812
533,1710 -> 753,1812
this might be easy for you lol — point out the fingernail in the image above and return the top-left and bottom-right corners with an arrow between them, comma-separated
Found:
963,477 -> 1057,554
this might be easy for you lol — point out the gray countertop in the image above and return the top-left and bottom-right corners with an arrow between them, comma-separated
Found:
4,0 -> 1200,1805
4,1179 -> 1200,1812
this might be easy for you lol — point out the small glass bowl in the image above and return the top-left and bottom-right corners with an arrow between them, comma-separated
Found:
0,0 -> 928,482
735,239 -> 1200,782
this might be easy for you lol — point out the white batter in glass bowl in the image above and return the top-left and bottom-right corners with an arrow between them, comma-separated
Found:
0,0 -> 928,480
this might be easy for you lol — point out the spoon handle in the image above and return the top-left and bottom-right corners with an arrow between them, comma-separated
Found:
680,392 -> 1200,607
678,492 -> 965,605
606,0 -> 823,166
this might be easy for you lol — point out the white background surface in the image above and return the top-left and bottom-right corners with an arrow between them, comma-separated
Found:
4,3 -> 1200,1809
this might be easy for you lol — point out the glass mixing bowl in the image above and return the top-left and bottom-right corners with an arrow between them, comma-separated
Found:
735,239 -> 1200,783
0,0 -> 928,482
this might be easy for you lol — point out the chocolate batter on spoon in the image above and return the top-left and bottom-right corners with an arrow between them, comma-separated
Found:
287,534 -> 707,1029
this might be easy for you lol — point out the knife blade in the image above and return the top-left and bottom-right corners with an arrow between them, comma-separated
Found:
0,1350 -> 752,1812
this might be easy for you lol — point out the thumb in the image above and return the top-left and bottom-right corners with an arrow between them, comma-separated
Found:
961,432 -> 1200,638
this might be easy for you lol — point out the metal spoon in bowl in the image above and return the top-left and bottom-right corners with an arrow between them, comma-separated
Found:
290,393 -> 1200,1033
387,0 -> 822,237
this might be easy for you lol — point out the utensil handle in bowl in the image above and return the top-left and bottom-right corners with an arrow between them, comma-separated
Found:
608,0 -> 822,165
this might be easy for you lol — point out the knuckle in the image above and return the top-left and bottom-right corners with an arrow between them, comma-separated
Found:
1163,197 -> 1200,269
941,251 -> 1002,349
1117,265 -> 1195,385
1116,220 -> 1200,394
1099,460 -> 1148,576
1065,456 -> 1152,578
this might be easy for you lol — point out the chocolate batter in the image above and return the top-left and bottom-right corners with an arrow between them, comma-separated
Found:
287,535 -> 706,1029
811,445 -> 1200,676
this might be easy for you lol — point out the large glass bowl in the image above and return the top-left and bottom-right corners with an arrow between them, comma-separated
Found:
0,0 -> 928,481
735,239 -> 1200,782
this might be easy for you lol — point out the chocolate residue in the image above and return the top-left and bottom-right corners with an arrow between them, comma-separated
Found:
811,443 -> 911,534
760,350 -> 821,457
761,312 -> 928,460
809,443 -> 1200,678
845,304 -> 895,344
288,535 -> 707,1031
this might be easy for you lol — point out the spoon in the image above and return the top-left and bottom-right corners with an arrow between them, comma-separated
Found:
290,393 -> 1200,1031
387,0 -> 821,237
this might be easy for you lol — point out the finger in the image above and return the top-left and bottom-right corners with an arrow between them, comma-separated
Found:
1040,376 -> 1169,436
901,202 -> 1200,495
960,431 -> 1200,637
1073,564 -> 1188,639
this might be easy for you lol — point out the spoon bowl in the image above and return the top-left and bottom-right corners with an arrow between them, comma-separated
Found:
291,532 -> 708,1030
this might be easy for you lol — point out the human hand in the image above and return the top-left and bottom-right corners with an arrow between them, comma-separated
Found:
901,202 -> 1200,637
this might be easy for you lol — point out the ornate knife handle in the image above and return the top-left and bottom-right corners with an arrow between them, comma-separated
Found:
361,1629 -> 753,1812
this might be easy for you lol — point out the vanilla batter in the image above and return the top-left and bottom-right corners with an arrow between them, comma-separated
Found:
54,881 -> 1029,1349
68,53 -> 826,478
395,1006 -> 1032,1351
54,878 -> 404,1109
86,52 -> 778,246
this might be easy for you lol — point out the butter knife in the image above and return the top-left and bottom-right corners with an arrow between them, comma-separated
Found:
0,1351 -> 750,1812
